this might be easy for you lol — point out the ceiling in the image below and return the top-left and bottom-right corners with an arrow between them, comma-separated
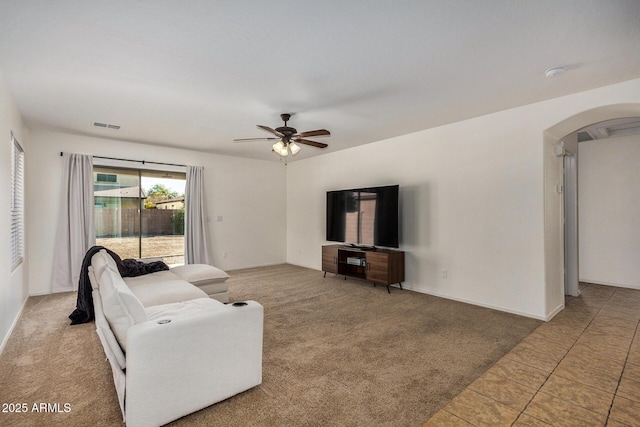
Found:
1,1 -> 640,162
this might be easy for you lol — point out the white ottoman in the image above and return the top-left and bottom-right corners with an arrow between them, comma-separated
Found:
170,264 -> 230,303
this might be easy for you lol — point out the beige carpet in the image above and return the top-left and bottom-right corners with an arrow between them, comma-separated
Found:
0,264 -> 541,426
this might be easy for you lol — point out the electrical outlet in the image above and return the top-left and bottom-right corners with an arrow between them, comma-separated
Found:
442,269 -> 448,278
223,252 -> 228,259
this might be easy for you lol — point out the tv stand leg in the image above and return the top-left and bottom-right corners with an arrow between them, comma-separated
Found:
387,285 -> 391,294
323,271 -> 326,278
399,282 -> 403,290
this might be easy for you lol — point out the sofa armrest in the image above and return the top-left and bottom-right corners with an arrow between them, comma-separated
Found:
124,301 -> 263,427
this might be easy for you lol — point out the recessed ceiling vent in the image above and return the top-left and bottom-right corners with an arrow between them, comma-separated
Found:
577,117 -> 640,141
577,131 -> 594,142
93,122 -> 121,130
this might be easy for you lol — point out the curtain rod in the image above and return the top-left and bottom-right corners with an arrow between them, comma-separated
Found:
59,152 -> 186,168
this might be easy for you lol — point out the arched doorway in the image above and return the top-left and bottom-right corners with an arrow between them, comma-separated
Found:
543,103 -> 640,318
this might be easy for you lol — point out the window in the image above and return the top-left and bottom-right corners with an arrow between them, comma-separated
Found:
96,173 -> 118,183
11,134 -> 24,271
93,166 -> 186,265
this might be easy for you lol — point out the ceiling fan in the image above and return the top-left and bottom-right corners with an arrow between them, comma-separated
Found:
234,113 -> 330,157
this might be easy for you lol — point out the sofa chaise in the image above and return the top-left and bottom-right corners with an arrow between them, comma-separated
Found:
128,256 -> 232,303
88,249 -> 263,427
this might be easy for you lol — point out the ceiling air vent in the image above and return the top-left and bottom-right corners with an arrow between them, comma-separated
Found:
578,117 -> 640,141
577,131 -> 593,142
93,122 -> 121,130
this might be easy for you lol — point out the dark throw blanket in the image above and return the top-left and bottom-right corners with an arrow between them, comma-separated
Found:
69,246 -> 170,325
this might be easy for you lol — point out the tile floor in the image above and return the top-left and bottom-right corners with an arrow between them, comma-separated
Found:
424,283 -> 640,426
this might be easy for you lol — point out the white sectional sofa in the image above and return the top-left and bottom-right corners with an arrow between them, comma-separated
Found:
88,249 -> 263,427
126,258 -> 231,303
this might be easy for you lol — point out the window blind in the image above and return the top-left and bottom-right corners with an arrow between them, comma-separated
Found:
11,134 -> 24,271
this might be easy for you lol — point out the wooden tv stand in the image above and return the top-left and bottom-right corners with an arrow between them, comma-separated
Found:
322,244 -> 405,293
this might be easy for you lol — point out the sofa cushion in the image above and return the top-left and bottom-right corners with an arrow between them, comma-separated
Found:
122,270 -> 181,287
91,249 -> 120,289
196,282 -> 229,297
145,297 -> 225,321
127,279 -> 208,307
99,266 -> 148,350
170,264 -> 230,286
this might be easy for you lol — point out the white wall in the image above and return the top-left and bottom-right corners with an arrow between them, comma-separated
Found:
579,134 -> 640,288
27,130 -> 286,296
287,78 -> 640,320
0,72 -> 29,352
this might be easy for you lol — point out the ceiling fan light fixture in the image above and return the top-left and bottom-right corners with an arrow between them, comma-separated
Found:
272,140 -> 289,156
272,140 -> 285,155
237,113 -> 330,162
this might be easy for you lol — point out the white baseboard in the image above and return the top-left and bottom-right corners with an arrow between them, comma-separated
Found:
544,302 -> 565,321
579,278 -> 640,290
28,290 -> 52,296
0,296 -> 29,355
311,266 -> 554,321
401,284 -> 549,321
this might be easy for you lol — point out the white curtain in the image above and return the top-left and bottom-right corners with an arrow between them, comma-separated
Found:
185,166 -> 212,265
52,153 -> 95,292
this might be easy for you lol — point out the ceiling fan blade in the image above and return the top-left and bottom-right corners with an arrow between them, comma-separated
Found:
297,129 -> 330,138
233,137 -> 279,142
257,125 -> 284,138
294,138 -> 328,149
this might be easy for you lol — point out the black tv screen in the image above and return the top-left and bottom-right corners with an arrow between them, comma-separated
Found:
326,185 -> 399,248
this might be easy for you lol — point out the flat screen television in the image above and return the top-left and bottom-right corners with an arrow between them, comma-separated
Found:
326,185 -> 399,248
